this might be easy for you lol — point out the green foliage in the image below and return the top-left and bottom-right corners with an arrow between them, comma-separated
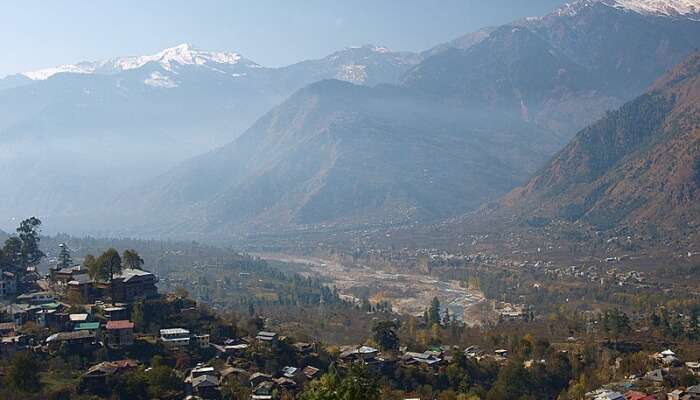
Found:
601,309 -> 631,342
123,249 -> 145,269
16,217 -> 45,268
4,351 -> 41,393
372,320 -> 401,351
93,248 -> 122,283
1,237 -> 22,269
300,363 -> 380,400
57,243 -> 72,269
428,297 -> 442,326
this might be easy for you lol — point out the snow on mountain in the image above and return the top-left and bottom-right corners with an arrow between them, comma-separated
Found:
144,71 -> 178,88
555,0 -> 700,17
21,43 -> 255,81
609,0 -> 700,16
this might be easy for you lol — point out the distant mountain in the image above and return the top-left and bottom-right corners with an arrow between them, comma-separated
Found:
6,0 -> 700,237
0,43 -> 419,227
104,0 -> 700,237
403,0 -> 700,137
496,50 -> 700,240
115,80 -> 563,236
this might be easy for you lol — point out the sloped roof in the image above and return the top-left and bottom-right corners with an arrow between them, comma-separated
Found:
106,320 -> 134,330
192,374 -> 219,388
74,322 -> 101,331
115,268 -> 155,283
46,330 -> 94,342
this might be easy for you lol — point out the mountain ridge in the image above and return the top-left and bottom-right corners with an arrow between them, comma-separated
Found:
493,50 -> 700,241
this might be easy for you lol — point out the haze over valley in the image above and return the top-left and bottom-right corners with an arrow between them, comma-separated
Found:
2,2 -> 700,399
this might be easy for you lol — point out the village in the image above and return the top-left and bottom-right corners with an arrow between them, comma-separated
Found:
0,236 -> 698,400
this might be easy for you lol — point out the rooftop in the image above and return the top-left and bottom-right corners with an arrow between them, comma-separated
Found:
160,328 -> 190,335
74,322 -> 101,331
106,320 -> 134,330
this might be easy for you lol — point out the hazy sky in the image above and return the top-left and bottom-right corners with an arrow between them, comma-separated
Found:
1,0 -> 567,77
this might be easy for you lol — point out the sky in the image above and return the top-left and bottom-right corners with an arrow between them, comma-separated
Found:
0,0 -> 568,78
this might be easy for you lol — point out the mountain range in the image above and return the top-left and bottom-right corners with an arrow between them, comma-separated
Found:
492,49 -> 700,243
0,44 -> 419,224
3,0 -> 700,238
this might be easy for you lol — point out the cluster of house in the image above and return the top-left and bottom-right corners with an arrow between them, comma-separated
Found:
0,260 -> 163,364
114,330 -> 324,400
584,349 -> 700,400
494,302 -> 531,321
49,264 -> 159,303
536,263 -> 649,288
585,386 -> 700,400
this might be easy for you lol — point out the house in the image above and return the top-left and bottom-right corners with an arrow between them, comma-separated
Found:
191,374 -> 219,399
339,345 -> 380,364
624,390 -> 654,400
251,381 -> 274,399
0,322 -> 16,336
67,275 -> 94,302
195,334 -> 210,349
494,349 -> 509,358
668,389 -> 685,400
46,330 -> 96,352
4,303 -> 29,326
585,389 -> 624,400
74,322 -> 101,334
109,268 -> 159,302
464,345 -> 484,358
281,366 -> 299,380
0,335 -> 28,359
220,366 -> 250,385
688,385 -> 700,399
160,328 -> 191,347
402,351 -> 443,367
302,366 -> 321,380
186,364 -> 220,399
81,360 -> 139,392
293,342 -> 315,354
0,271 -> 17,300
273,376 -> 297,390
17,291 -> 55,305
687,361 -> 700,376
69,313 -> 89,326
256,331 -> 278,344
643,369 -> 665,384
249,372 -> 273,388
51,264 -> 89,286
103,306 -> 128,321
105,320 -> 134,349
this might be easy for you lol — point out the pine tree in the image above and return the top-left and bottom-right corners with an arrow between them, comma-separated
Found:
57,243 -> 72,269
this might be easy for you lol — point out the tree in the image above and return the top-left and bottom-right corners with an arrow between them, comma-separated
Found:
84,254 -> 98,280
372,320 -> 400,351
16,217 -> 45,269
122,249 -> 144,270
429,297 -> 442,326
94,248 -> 122,283
338,363 -> 380,400
4,351 -> 41,392
95,249 -> 122,304
2,237 -> 23,270
57,243 -> 72,269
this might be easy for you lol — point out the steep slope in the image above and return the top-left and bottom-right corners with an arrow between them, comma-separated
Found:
107,0 -> 700,237
402,0 -> 700,137
120,80 -> 562,236
499,51 -> 700,238
0,44 -> 419,227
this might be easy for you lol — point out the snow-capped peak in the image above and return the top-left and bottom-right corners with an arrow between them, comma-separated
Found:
607,0 -> 700,15
22,43 -> 254,81
553,0 -> 700,17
